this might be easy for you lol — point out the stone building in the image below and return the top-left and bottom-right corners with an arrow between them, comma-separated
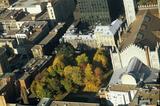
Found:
158,0 -> 160,15
110,10 -> 160,70
63,19 -> 123,48
123,0 -> 136,26
94,19 -> 123,47
104,57 -> 160,105
110,44 -> 160,70
0,38 -> 18,54
0,0 -> 14,8
0,9 -> 26,32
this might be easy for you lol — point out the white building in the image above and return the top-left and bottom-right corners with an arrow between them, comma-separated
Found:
47,2 -> 56,20
110,44 -> 160,70
8,0 -> 47,14
105,57 -> 159,105
106,90 -> 137,106
111,10 -> 160,71
123,0 -> 136,26
94,19 -> 123,47
158,0 -> 160,16
63,19 -> 123,48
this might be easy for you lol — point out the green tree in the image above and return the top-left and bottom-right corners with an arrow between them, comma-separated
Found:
93,49 -> 108,68
76,53 -> 88,66
61,79 -> 73,92
71,66 -> 83,85
55,43 -> 75,58
63,65 -> 73,78
30,81 -> 51,98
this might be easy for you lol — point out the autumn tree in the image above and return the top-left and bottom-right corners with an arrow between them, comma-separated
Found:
76,53 -> 88,66
63,65 -> 73,78
61,79 -> 73,92
83,64 -> 101,92
52,55 -> 66,75
93,49 -> 108,68
63,66 -> 83,86
30,81 -> 52,98
71,66 -> 83,86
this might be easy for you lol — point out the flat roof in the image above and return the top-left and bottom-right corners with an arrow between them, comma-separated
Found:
17,21 -> 48,41
39,23 -> 64,45
50,101 -> 100,106
12,0 -> 48,7
109,84 -> 136,92
39,32 -> 57,45
20,56 -> 51,80
0,9 -> 25,20
130,89 -> 160,105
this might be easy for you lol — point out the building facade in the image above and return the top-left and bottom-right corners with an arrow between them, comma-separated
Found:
110,44 -> 160,71
158,0 -> 160,16
47,0 -> 76,22
0,0 -> 13,8
94,19 -> 123,47
77,0 -> 111,25
63,19 -> 123,48
123,0 -> 136,26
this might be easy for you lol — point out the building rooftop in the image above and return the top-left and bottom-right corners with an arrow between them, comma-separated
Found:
39,23 -> 64,45
120,9 -> 160,51
19,56 -> 51,80
39,32 -> 56,45
109,84 -> 136,92
50,101 -> 100,106
0,9 -> 25,21
109,57 -> 160,85
130,89 -> 160,105
11,0 -> 48,8
16,21 -> 48,41
94,19 -> 123,36
37,98 -> 52,106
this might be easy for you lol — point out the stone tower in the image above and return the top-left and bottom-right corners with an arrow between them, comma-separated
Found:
123,0 -> 136,26
158,0 -> 160,16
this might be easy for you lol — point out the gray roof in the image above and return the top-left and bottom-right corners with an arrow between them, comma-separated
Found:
50,101 -> 100,106
127,57 -> 151,83
109,57 -> 160,85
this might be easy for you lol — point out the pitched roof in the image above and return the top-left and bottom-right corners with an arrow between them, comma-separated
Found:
94,19 -> 123,36
109,57 -> 160,85
120,9 -> 160,51
134,10 -> 160,50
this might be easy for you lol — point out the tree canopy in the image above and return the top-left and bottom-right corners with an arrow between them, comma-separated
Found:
31,44 -> 111,100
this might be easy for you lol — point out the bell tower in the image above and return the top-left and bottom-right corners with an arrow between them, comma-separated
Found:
158,0 -> 160,17
123,0 -> 136,26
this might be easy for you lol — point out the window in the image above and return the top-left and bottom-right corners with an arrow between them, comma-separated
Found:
144,16 -> 151,22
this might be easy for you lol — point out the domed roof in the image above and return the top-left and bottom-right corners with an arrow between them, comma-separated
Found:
126,57 -> 151,83
121,74 -> 137,85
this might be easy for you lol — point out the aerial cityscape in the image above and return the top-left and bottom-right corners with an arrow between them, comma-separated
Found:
0,0 -> 159,106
